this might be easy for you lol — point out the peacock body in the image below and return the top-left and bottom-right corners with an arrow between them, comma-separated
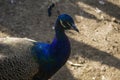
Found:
0,14 -> 79,80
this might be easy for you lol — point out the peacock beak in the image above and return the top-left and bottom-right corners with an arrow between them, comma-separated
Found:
71,24 -> 79,32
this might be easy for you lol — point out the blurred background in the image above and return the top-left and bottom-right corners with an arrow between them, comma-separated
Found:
0,0 -> 120,80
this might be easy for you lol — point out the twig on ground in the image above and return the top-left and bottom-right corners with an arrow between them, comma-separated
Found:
67,60 -> 84,67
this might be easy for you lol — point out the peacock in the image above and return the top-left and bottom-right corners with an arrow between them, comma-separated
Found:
0,14 -> 79,80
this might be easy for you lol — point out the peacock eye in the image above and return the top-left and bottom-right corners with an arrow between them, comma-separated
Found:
67,22 -> 72,27
60,20 -> 72,29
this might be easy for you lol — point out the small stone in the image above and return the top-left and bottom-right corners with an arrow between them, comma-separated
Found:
92,77 -> 96,80
99,0 -> 105,5
9,0 -> 15,4
101,75 -> 106,80
95,8 -> 102,14
101,66 -> 106,72
111,18 -> 116,22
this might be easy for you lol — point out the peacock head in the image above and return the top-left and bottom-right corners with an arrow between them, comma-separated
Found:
56,14 -> 79,32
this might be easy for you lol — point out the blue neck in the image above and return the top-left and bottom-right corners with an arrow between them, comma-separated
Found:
52,18 -> 69,46
50,20 -> 71,65
55,19 -> 65,39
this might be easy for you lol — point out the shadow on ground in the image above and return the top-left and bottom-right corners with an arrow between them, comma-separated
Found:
69,0 -> 120,20
70,38 -> 120,70
0,0 -> 120,80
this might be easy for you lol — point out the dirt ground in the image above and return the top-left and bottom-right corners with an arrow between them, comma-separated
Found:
0,0 -> 120,80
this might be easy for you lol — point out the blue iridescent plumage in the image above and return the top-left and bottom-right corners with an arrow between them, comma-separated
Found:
32,14 -> 79,80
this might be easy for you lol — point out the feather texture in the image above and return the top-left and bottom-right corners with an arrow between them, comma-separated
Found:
0,14 -> 79,80
0,38 -> 39,80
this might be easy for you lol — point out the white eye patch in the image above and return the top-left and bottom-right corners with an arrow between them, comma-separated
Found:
60,19 -> 66,28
